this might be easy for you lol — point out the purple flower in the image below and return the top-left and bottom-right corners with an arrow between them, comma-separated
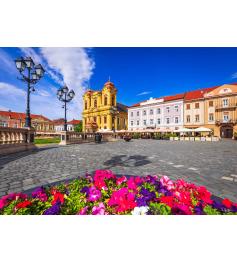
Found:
43,202 -> 61,215
78,206 -> 89,215
140,188 -> 156,201
80,186 -> 89,197
88,186 -> 101,202
136,197 -> 147,207
212,200 -> 226,212
145,175 -> 158,185
194,205 -> 204,215
32,187 -> 48,202
92,203 -> 106,215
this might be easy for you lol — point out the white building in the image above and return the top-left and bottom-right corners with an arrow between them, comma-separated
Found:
53,119 -> 81,132
128,94 -> 184,131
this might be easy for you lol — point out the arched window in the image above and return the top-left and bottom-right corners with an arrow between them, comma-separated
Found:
104,96 -> 108,106
112,95 -> 115,106
85,101 -> 87,110
94,99 -> 97,108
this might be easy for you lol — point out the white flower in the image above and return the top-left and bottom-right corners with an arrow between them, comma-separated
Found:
131,206 -> 149,215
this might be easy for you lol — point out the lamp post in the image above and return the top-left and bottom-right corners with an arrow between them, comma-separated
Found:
15,57 -> 45,128
110,106 -> 119,133
57,86 -> 75,131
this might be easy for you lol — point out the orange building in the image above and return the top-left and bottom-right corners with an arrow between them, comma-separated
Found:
204,83 -> 237,138
0,110 -> 54,132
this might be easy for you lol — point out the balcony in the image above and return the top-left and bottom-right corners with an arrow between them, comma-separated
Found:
215,119 -> 237,125
215,103 -> 237,110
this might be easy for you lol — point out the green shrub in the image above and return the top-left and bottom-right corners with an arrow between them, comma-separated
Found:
132,133 -> 140,139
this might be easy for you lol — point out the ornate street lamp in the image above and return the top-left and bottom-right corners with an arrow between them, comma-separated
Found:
57,85 -> 75,131
15,57 -> 45,128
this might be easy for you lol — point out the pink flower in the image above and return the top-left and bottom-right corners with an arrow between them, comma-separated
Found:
134,176 -> 143,185
173,203 -> 193,215
88,186 -> 101,202
0,199 -> 7,209
160,176 -> 174,190
78,206 -> 89,215
92,203 -> 107,215
108,188 -> 137,213
116,176 -> 127,185
127,177 -> 137,190
94,170 -> 116,190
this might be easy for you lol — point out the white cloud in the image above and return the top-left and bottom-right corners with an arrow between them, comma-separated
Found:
37,89 -> 51,97
20,47 -> 43,65
231,72 -> 237,79
0,82 -> 25,97
0,48 -> 95,120
20,47 -> 63,85
0,48 -> 16,73
136,91 -> 152,96
0,82 -> 62,119
40,48 -> 95,119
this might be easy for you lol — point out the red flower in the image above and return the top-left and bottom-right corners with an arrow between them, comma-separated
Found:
16,200 -> 32,209
222,198 -> 232,209
196,186 -> 213,205
160,196 -> 175,208
177,191 -> 193,207
52,192 -> 64,205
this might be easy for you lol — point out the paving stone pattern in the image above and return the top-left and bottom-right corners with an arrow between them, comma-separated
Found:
0,140 -> 237,201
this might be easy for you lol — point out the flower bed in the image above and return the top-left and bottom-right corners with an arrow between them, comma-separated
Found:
0,170 -> 237,215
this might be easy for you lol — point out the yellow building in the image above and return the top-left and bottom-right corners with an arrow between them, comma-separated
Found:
82,80 -> 128,132
204,83 -> 237,138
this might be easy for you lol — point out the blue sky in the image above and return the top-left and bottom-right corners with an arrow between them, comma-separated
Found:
1,47 -> 237,120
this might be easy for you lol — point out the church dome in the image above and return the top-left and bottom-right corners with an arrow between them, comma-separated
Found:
104,81 -> 115,87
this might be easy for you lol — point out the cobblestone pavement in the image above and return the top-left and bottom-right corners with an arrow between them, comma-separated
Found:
0,139 -> 237,201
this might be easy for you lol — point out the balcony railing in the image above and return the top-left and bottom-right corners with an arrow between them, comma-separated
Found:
215,103 -> 237,110
0,127 -> 35,156
215,119 -> 237,125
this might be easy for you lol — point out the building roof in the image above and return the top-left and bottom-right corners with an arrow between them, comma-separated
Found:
104,80 -> 115,87
163,93 -> 185,102
128,83 -> 232,108
67,119 -> 81,125
52,118 -> 65,125
117,103 -> 128,113
0,110 -> 52,122
129,100 -> 147,108
184,87 -> 218,101
129,94 -> 184,108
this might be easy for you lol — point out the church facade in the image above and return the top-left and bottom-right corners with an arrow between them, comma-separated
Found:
82,81 -> 128,132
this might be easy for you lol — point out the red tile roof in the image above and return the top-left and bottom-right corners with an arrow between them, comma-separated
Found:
163,93 -> 185,102
67,119 -> 81,125
0,110 -> 52,122
129,100 -> 146,108
184,87 -> 218,101
52,118 -> 65,125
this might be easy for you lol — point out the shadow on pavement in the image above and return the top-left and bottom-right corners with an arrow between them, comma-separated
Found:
103,154 -> 151,168
0,146 -> 59,170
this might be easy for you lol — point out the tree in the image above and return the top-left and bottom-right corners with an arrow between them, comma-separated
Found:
74,122 -> 83,132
